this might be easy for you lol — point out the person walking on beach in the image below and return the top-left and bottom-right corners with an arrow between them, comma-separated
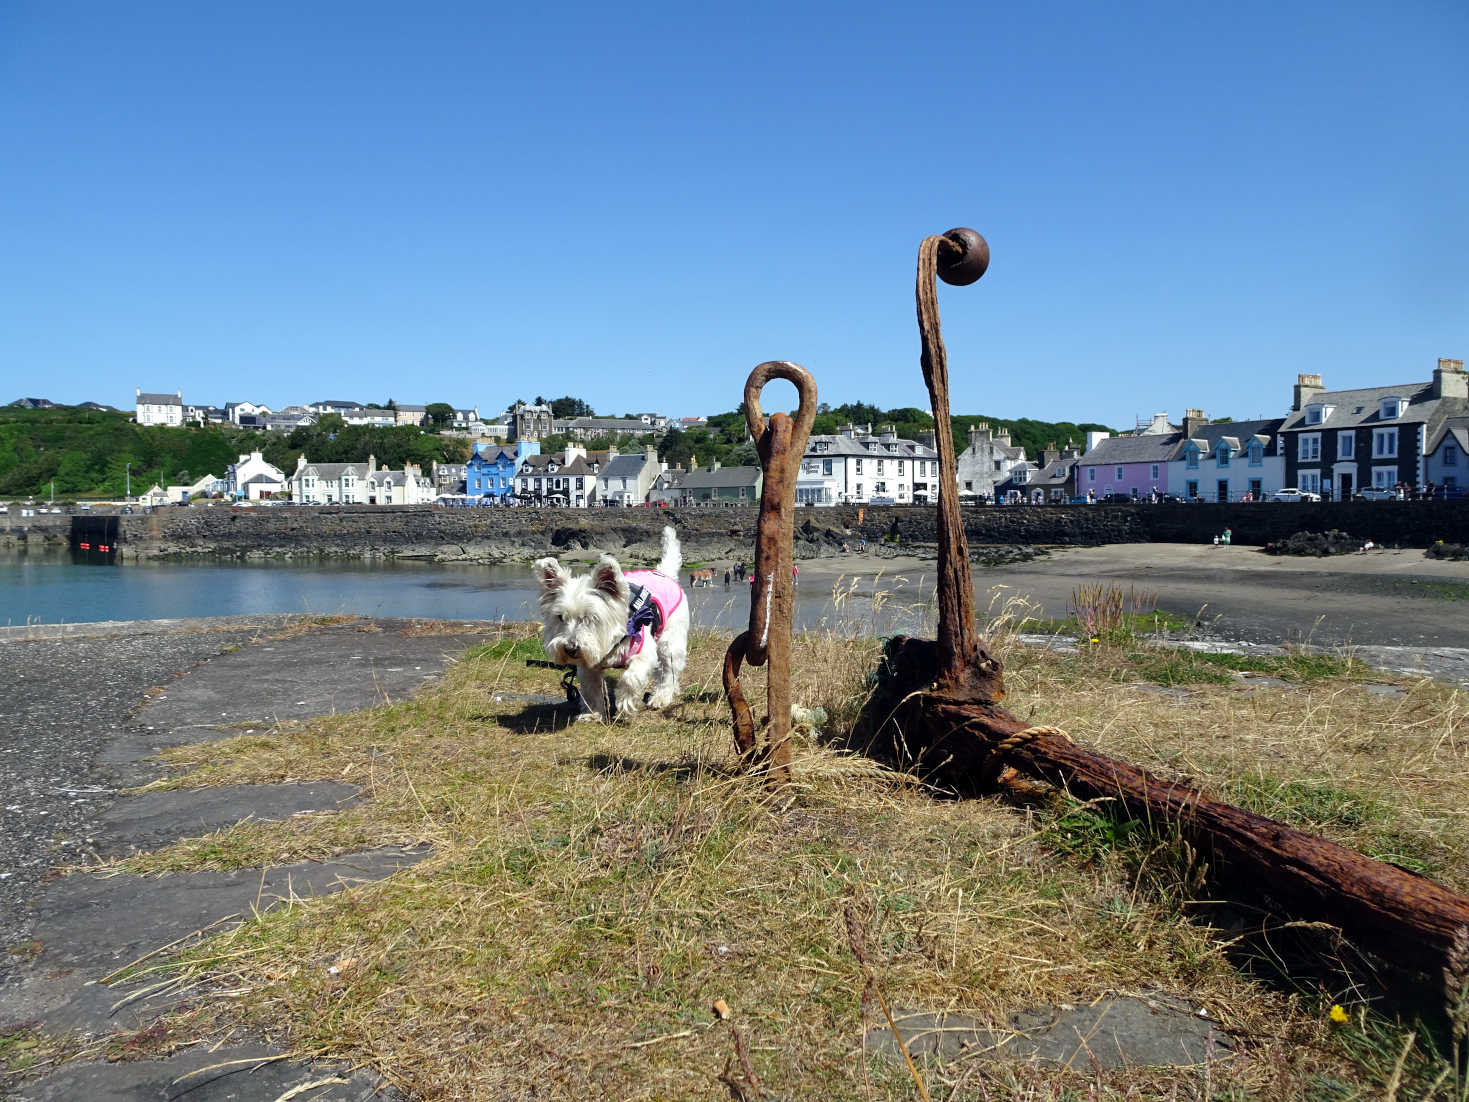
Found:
724,568 -> 731,587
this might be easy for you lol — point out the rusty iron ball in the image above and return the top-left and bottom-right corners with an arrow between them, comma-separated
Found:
936,227 -> 989,286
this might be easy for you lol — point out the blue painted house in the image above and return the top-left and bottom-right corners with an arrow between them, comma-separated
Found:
466,440 -> 538,503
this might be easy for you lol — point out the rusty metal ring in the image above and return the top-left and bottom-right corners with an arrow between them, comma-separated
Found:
743,360 -> 818,445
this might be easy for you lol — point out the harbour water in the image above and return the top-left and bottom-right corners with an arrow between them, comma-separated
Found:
0,551 -> 936,636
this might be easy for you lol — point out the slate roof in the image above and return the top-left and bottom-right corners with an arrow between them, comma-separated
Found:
805,433 -> 939,459
1279,382 -> 1469,453
599,454 -> 651,479
684,466 -> 761,489
137,392 -> 181,405
1181,418 -> 1284,456
301,462 -> 372,480
1428,416 -> 1469,454
1078,432 -> 1180,466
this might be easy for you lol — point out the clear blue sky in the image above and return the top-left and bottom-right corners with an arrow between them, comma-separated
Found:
2,1 -> 1464,430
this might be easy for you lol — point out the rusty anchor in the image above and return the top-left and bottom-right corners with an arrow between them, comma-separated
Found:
722,360 -> 818,785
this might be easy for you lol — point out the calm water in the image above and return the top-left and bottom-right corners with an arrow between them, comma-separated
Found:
0,551 -> 936,636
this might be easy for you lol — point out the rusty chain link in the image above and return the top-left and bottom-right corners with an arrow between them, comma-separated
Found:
723,360 -> 818,783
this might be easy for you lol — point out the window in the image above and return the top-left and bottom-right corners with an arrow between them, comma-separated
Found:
1379,397 -> 1405,420
823,459 -> 832,476
993,460 -> 1002,471
964,481 -> 973,490
1305,405 -> 1323,425
1338,432 -> 1354,459
855,459 -> 863,474
1248,443 -> 1263,466
1114,466 -> 1123,480
1373,467 -> 1395,489
897,461 -> 905,475
1446,443 -> 1459,467
1186,479 -> 1198,499
874,481 -> 887,493
1248,478 -> 1262,499
1300,471 -> 1321,494
1088,467 -> 1096,482
1185,445 -> 1199,470
1298,434 -> 1321,462
1150,464 -> 1159,480
1217,444 -> 1230,468
876,460 -> 885,475
855,483 -> 863,497
1373,428 -> 1398,458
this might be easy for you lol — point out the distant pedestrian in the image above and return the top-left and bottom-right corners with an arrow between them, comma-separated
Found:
792,564 -> 799,586
724,568 -> 731,587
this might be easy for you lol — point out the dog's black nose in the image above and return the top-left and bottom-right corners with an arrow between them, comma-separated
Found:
564,643 -> 579,657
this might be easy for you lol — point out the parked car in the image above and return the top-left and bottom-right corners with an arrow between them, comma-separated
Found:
1272,488 -> 1321,502
1432,486 -> 1466,500
1358,487 -> 1398,501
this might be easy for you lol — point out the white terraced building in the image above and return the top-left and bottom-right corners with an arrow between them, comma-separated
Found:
796,424 -> 941,506
135,389 -> 183,426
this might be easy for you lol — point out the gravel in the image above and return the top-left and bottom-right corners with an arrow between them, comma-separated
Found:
0,625 -> 266,984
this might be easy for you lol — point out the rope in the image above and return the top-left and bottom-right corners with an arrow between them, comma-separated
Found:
984,723 -> 1069,758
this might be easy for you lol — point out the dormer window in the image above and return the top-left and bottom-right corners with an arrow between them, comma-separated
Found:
1216,442 -> 1231,468
1379,397 -> 1406,420
1185,442 -> 1200,470
1304,404 -> 1323,425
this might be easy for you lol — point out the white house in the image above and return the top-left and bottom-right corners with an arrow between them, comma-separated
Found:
225,400 -> 271,425
365,463 -> 436,505
797,424 -> 940,506
225,451 -> 288,500
136,389 -> 183,426
1166,414 -> 1287,502
595,447 -> 662,506
955,422 -> 1029,501
291,454 -> 376,504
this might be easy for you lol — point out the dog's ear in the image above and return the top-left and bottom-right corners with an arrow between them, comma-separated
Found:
533,557 -> 568,593
592,555 -> 628,602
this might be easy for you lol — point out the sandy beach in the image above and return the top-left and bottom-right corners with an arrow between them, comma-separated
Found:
783,543 -> 1469,649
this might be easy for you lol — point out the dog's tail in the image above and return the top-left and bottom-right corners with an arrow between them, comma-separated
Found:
657,525 -> 682,577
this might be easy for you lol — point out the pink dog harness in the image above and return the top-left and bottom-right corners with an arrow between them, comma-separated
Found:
609,570 -> 684,666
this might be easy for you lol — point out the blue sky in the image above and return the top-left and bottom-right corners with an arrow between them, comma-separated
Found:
2,1 -> 1464,430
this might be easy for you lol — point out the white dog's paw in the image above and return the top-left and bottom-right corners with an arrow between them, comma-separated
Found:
574,710 -> 605,724
645,687 -> 677,709
615,696 -> 642,719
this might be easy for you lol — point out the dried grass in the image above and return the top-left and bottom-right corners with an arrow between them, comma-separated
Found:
86,596 -> 1469,1100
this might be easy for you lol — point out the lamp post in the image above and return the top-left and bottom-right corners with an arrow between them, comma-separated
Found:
125,463 -> 131,501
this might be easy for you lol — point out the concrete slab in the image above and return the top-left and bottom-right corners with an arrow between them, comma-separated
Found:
868,996 -> 1232,1069
0,846 -> 429,1032
132,626 -> 487,731
13,1041 -> 400,1101
95,783 -> 363,856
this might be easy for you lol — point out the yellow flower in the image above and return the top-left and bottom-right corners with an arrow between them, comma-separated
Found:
1089,637 -> 1099,644
1329,1004 -> 1349,1023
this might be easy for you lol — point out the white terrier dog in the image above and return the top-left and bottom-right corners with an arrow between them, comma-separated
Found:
533,526 -> 690,722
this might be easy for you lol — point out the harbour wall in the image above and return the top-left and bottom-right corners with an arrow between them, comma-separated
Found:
58,501 -> 1469,561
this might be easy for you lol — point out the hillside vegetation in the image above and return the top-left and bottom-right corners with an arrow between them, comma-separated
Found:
0,401 -> 1114,498
0,407 -> 469,498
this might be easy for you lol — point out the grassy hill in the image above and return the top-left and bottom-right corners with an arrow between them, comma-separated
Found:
0,407 -> 470,499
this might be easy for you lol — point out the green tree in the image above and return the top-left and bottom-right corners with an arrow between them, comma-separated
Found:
549,396 -> 595,419
425,403 -> 454,430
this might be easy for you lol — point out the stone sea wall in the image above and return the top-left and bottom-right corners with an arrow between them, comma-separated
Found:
84,500 -> 1469,562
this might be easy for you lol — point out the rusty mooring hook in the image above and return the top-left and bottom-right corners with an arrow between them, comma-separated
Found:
723,360 -> 818,784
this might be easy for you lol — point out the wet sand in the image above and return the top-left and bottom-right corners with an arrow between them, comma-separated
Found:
790,544 -> 1469,649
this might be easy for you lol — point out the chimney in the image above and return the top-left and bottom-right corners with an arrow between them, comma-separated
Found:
967,421 -> 990,447
916,429 -> 937,448
1182,409 -> 1207,438
1085,430 -> 1110,451
1434,357 -> 1467,400
1293,373 -> 1325,411
993,428 -> 1012,447
1043,442 -> 1060,466
645,444 -> 657,460
712,460 -> 721,471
